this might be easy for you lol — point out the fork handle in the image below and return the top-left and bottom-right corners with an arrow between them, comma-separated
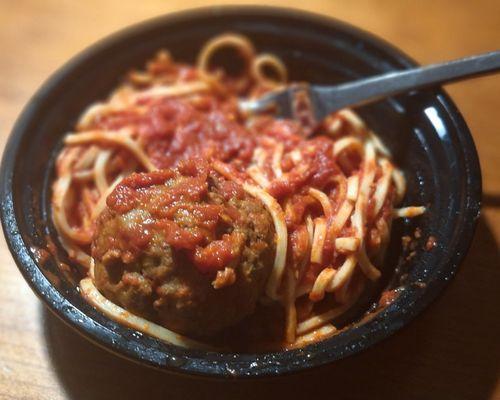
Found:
312,51 -> 500,118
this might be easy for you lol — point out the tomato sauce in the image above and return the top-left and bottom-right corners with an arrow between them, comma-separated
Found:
102,159 -> 249,274
92,97 -> 256,170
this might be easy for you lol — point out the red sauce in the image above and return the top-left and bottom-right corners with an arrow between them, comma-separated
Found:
218,179 -> 245,201
153,219 -> 205,250
93,92 -> 345,205
266,138 -> 339,199
102,159 -> 246,274
192,232 -> 244,273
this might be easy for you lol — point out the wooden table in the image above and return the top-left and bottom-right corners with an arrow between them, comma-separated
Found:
1,1 -> 499,399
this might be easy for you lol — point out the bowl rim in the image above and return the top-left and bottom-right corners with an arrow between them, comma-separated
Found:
0,5 -> 482,378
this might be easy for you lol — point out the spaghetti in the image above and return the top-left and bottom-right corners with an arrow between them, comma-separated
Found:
52,33 -> 424,350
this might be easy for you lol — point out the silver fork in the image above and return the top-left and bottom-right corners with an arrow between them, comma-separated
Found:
239,51 -> 500,134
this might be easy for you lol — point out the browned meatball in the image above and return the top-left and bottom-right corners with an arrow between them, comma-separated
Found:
92,160 -> 275,336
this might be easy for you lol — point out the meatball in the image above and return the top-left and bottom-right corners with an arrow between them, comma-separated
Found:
92,159 -> 275,337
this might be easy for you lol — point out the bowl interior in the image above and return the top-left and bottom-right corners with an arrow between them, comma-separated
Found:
0,6 -> 480,377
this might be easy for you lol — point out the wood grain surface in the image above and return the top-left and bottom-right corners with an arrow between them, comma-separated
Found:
0,1 -> 499,399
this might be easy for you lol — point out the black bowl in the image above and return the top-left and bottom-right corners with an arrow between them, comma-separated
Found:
0,6 -> 481,378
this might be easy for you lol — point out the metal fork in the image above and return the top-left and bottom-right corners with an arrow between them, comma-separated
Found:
239,51 -> 500,134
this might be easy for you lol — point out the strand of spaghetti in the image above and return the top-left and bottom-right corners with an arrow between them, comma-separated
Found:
296,302 -> 353,335
332,137 -> 364,157
252,147 -> 267,168
338,109 -> 365,133
128,70 -> 153,85
271,143 -> 284,178
211,160 -> 243,184
289,149 -> 302,164
74,146 -> 100,170
296,225 -> 313,286
392,168 -> 406,204
393,206 -> 426,218
58,234 -> 92,270
251,53 -> 288,87
133,81 -> 209,101
328,200 -> 354,237
292,324 -> 337,348
260,136 -> 277,147
81,187 -> 97,230
324,174 -> 348,244
372,159 -> 394,217
309,267 -> 336,302
56,147 -> 81,175
334,276 -> 353,304
298,279 -> 365,335
78,103 -> 146,130
327,255 -> 357,292
308,188 -> 333,218
310,217 -> 327,264
198,33 -> 255,73
108,85 -> 136,107
284,268 -> 297,343
242,183 -> 287,300
376,218 -> 390,251
246,165 -> 270,188
325,114 -> 343,136
305,214 -> 314,245
374,218 -> 391,263
351,141 -> 381,280
52,175 -> 93,245
295,214 -> 315,287
93,149 -> 112,195
283,198 -> 295,223
197,33 -> 255,92
64,130 -> 157,172
368,130 -> 391,157
356,141 -> 375,222
358,248 -> 381,280
89,258 -> 95,281
333,174 -> 348,204
79,278 -> 210,349
73,170 -> 94,181
346,175 -> 359,201
78,103 -> 111,130
335,237 -> 360,253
